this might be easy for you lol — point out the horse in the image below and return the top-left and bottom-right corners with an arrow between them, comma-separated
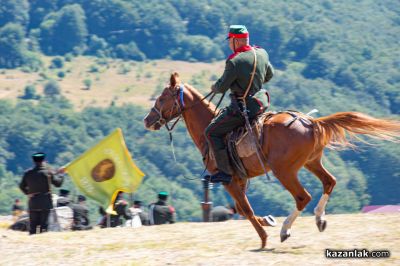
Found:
143,72 -> 400,248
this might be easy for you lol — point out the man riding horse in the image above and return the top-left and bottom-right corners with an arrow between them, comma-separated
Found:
206,25 -> 274,184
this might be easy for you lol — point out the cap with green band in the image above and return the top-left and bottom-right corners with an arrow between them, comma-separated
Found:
227,25 -> 249,39
32,152 -> 46,162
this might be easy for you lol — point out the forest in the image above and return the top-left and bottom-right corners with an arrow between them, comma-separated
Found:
0,0 -> 399,221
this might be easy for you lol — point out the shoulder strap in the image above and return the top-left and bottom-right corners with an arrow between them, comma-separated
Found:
239,47 -> 257,101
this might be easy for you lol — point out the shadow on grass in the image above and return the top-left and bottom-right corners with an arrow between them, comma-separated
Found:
250,245 -> 307,254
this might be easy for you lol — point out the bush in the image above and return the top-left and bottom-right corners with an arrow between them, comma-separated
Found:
83,79 -> 92,90
50,57 -> 64,69
21,84 -> 39,99
57,71 -> 65,78
43,79 -> 61,97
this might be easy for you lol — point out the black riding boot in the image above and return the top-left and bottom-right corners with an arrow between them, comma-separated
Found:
208,149 -> 233,184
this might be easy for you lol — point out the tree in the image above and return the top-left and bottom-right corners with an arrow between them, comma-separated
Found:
83,79 -> 92,90
50,57 -> 64,69
0,0 -> 29,28
21,84 -> 39,99
0,23 -> 28,68
40,4 -> 88,55
115,42 -> 146,61
43,79 -> 61,97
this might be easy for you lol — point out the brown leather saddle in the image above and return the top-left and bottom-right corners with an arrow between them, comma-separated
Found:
206,110 -> 314,179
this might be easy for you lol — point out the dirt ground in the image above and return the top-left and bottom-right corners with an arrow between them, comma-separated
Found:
0,213 -> 398,265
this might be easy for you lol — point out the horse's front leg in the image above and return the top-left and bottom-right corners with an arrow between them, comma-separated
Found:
224,177 -> 268,249
233,186 -> 277,228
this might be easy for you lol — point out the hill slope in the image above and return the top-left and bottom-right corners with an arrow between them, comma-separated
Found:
1,213 -> 398,265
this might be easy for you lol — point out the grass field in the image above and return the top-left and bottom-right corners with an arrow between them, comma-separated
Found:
0,213 -> 398,265
0,56 -> 225,110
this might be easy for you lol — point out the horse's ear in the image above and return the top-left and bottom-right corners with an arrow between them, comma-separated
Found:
170,72 -> 180,87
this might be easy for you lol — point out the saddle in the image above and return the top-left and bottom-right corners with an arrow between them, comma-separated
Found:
206,110 -> 314,179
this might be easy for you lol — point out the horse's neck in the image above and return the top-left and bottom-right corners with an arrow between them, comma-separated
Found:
182,86 -> 215,155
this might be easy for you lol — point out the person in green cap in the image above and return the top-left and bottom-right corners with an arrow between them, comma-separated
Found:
19,152 -> 65,234
148,191 -> 176,225
205,25 -> 274,184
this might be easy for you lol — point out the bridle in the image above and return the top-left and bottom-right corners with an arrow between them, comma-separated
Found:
150,84 -> 186,133
150,84 -> 216,132
149,84 -> 215,166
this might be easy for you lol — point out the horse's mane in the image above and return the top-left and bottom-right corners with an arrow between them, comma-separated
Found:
184,83 -> 217,113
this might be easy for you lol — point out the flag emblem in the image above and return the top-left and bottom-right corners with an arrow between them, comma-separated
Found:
91,158 -> 116,182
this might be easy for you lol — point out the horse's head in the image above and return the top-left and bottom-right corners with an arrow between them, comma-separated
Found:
144,72 -> 184,130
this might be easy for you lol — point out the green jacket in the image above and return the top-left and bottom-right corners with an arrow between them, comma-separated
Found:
212,45 -> 274,99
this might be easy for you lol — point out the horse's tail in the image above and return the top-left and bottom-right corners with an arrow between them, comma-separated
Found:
311,112 -> 400,149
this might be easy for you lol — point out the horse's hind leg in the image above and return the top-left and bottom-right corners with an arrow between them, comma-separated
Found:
224,177 -> 268,249
305,155 -> 337,232
273,169 -> 312,242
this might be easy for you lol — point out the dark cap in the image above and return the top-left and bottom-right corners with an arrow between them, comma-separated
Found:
32,152 -> 46,162
78,195 -> 86,202
133,200 -> 142,206
226,25 -> 249,39
59,189 -> 70,196
158,191 -> 168,200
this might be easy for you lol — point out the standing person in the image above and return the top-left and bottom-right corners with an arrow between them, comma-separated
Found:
149,191 -> 175,225
132,200 -> 149,226
205,25 -> 274,184
19,152 -> 65,235
11,199 -> 25,218
71,195 -> 92,231
56,189 -> 71,207
109,192 -> 132,227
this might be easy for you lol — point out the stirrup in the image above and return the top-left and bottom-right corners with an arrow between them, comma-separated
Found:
205,172 -> 232,184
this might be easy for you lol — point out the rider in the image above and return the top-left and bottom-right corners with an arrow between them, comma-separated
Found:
205,25 -> 274,184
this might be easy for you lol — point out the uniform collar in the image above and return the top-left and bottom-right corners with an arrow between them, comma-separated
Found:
228,45 -> 253,59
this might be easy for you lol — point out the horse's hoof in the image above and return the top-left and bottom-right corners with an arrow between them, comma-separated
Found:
263,215 -> 277,227
280,232 -> 291,242
317,219 -> 327,232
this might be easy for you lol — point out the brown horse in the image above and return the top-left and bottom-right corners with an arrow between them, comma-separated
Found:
143,72 -> 400,248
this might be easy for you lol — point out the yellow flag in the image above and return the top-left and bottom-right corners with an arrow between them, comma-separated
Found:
65,128 -> 145,207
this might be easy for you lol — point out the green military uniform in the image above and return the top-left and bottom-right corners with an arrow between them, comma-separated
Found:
149,192 -> 175,225
71,195 -> 92,231
205,25 -> 274,178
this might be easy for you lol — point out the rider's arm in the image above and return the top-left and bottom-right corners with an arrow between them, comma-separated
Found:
264,62 -> 274,83
211,60 -> 236,94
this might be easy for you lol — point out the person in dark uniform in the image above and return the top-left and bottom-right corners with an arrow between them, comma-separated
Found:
19,152 -> 65,235
12,198 -> 24,217
109,192 -> 132,227
56,189 -> 71,207
205,25 -> 274,184
210,204 -> 236,222
149,191 -> 175,225
133,200 -> 149,226
71,195 -> 92,231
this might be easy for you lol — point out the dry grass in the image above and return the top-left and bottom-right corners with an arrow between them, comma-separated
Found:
0,57 -> 224,110
0,213 -> 398,265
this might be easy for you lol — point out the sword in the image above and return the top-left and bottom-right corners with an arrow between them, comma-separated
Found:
240,104 -> 271,181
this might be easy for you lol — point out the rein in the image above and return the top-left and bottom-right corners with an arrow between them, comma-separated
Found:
151,84 -> 216,162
